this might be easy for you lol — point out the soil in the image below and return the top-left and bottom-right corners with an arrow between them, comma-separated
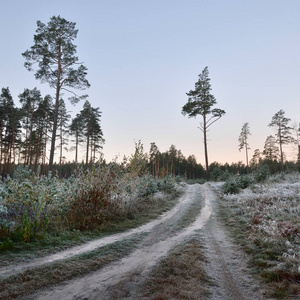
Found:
3,183 -> 271,299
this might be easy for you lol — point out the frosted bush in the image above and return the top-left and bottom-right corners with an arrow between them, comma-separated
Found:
0,167 -> 76,241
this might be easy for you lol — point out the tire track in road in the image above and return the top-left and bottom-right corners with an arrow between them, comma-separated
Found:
201,183 -> 267,300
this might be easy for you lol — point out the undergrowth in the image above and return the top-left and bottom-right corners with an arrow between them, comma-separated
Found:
0,165 -> 180,252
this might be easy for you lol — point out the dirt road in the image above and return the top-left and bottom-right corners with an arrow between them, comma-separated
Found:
4,183 -> 268,299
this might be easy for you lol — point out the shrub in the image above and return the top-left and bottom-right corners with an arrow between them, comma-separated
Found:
137,175 -> 158,199
222,180 -> 240,194
219,169 -> 231,181
0,167 -> 74,241
236,175 -> 253,189
254,165 -> 270,183
175,175 -> 185,183
158,175 -> 178,194
67,165 -> 123,230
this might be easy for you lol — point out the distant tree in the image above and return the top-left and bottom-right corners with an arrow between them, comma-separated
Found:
129,140 -> 148,176
168,145 -> 177,176
69,114 -> 84,167
0,88 -> 22,173
238,122 -> 251,173
182,67 -> 225,180
149,142 -> 160,177
292,122 -> 300,165
187,155 -> 197,179
250,149 -> 262,170
37,95 -> 53,173
56,98 -> 70,177
79,100 -> 104,166
263,135 -> 279,161
0,87 -> 13,170
268,110 -> 293,172
176,149 -> 185,176
22,15 -> 90,172
19,88 -> 43,165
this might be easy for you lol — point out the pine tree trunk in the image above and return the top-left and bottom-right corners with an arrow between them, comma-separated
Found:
49,43 -> 61,172
245,144 -> 249,174
203,116 -> 210,180
86,134 -> 89,167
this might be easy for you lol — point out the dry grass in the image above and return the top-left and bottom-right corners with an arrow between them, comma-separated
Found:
136,238 -> 211,300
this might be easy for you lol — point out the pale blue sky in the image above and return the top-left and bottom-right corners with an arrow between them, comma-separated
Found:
1,0 -> 299,165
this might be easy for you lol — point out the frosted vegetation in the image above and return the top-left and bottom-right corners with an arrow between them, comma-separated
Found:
218,172 -> 300,297
0,165 -> 179,249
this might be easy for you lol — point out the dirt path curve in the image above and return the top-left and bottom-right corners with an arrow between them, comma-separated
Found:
31,184 -> 211,300
6,183 -> 269,300
0,184 -> 195,278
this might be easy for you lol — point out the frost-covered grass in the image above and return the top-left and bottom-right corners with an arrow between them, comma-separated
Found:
217,172 -> 300,298
0,165 -> 180,252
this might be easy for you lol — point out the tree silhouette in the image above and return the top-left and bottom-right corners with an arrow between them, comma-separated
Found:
182,67 -> 225,180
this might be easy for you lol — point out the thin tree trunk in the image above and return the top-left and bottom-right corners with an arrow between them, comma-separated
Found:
245,142 -> 249,174
49,43 -> 61,172
86,134 -> 89,167
203,116 -> 210,181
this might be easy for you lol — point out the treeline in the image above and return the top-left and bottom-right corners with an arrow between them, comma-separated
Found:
238,110 -> 300,176
0,87 -> 104,177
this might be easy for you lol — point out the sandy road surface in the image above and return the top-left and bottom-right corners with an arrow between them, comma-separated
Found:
201,183 -> 267,300
3,184 -> 268,299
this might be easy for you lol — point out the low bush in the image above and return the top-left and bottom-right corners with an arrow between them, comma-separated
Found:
254,164 -> 270,182
222,180 -> 240,194
137,175 -> 158,199
0,166 -> 74,242
157,175 -> 178,195
67,165 -> 123,230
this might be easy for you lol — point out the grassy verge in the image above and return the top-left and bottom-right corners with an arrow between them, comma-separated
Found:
135,238 -> 211,300
213,180 -> 300,299
0,234 -> 146,300
0,193 -> 180,266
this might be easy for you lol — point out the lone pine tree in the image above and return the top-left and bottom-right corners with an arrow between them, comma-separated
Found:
182,67 -> 225,180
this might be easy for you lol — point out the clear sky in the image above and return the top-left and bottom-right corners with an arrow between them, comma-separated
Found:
1,0 -> 299,165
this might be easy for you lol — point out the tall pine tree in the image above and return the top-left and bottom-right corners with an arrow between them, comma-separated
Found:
23,16 -> 90,171
182,67 -> 225,180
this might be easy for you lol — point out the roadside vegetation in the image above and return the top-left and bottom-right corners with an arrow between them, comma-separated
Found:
214,171 -> 300,299
0,163 -> 181,259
